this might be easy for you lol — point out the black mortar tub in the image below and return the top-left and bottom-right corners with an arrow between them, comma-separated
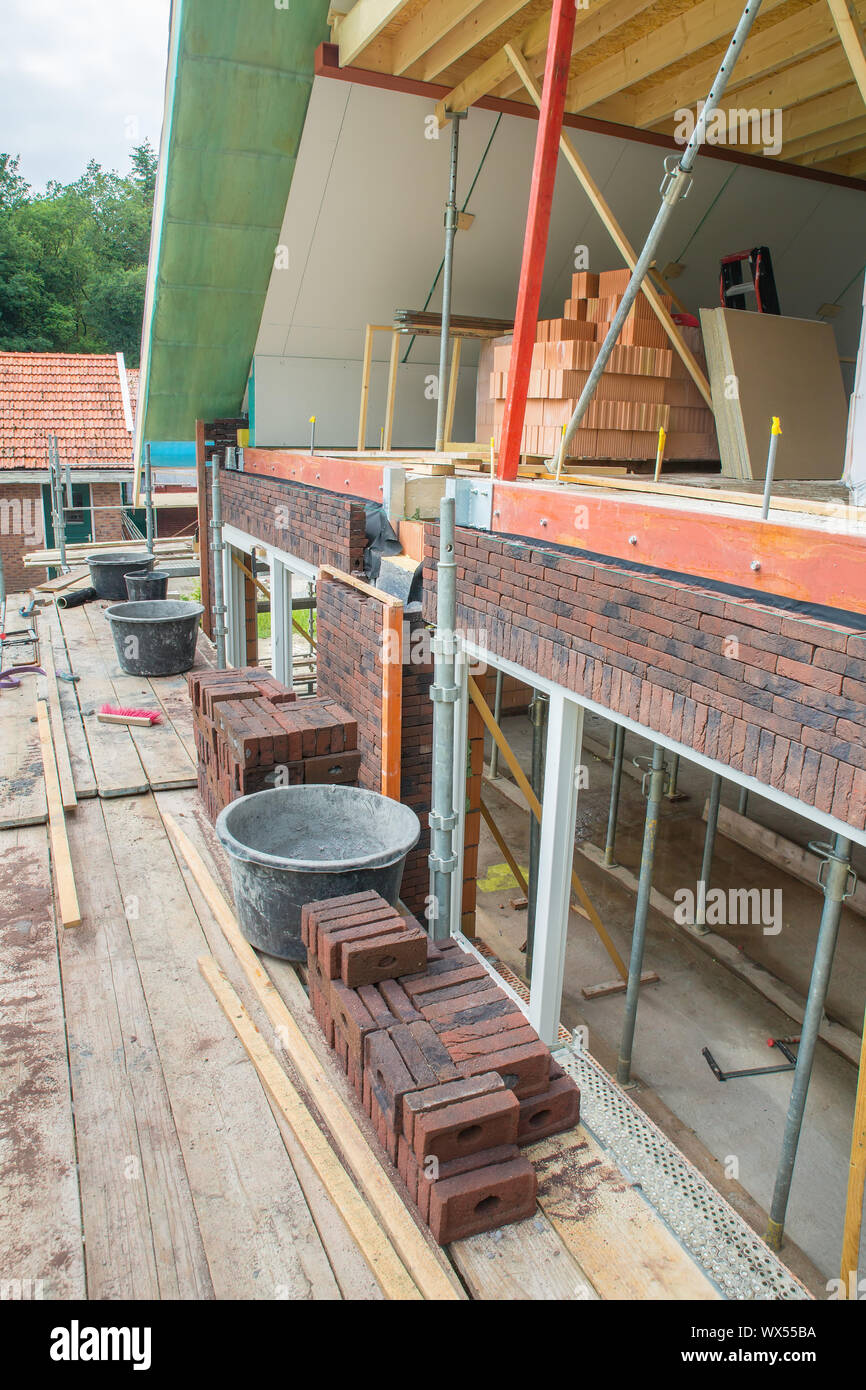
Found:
125,570 -> 170,601
88,551 -> 154,601
104,599 -> 204,676
215,785 -> 421,960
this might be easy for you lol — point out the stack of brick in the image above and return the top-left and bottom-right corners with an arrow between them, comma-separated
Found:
489,268 -> 718,463
187,667 -> 359,822
302,891 -> 580,1245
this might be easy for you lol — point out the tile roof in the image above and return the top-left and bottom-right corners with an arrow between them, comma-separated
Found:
0,352 -> 136,471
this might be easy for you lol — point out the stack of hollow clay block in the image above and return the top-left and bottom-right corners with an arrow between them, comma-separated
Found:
188,667 -> 359,823
302,890 -> 580,1245
490,268 -> 719,463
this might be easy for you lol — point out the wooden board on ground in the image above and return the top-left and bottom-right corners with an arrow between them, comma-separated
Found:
528,1128 -> 720,1301
101,792 -> 339,1299
55,604 -> 149,798
61,797 -> 210,1298
41,603 -> 97,801
0,671 -> 47,829
155,790 -> 386,1301
36,703 -> 80,928
81,603 -> 197,789
450,1210 -> 598,1301
0,823 -> 85,1298
38,622 -> 77,810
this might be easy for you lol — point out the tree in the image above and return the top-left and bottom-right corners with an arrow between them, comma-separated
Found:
0,142 -> 157,364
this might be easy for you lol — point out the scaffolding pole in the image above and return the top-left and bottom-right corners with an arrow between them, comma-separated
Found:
210,450 -> 228,670
555,0 -> 766,477
766,835 -> 855,1250
604,724 -> 625,867
435,113 -> 465,453
429,495 -> 458,939
617,744 -> 667,1086
695,773 -> 723,933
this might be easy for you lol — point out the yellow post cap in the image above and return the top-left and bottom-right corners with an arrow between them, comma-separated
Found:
771,416 -> 782,435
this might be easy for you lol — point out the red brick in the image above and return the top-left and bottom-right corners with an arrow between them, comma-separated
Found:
413,1089 -> 520,1164
341,926 -> 427,987
427,1156 -> 537,1245
457,1039 -> 551,1099
402,1072 -> 504,1146
517,1075 -> 581,1144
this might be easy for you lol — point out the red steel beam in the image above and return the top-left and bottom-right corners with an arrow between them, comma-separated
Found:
243,447 -> 386,504
491,481 -> 866,616
497,0 -> 577,482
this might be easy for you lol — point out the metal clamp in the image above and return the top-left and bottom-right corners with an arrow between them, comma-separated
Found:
809,840 -> 859,899
431,631 -> 460,658
633,754 -> 667,798
660,155 -> 693,204
430,684 -> 459,704
429,810 -> 458,833
428,852 -> 458,874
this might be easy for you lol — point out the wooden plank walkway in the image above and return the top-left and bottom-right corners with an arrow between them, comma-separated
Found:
0,674 -> 46,830
0,824 -> 84,1298
0,607 -> 731,1301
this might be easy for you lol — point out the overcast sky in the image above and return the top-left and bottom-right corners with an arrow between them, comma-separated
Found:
1,0 -> 172,190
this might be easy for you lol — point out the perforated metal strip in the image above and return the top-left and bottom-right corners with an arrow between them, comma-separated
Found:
556,1046 -> 810,1301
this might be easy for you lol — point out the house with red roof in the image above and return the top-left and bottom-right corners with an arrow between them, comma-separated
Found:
0,352 -> 139,593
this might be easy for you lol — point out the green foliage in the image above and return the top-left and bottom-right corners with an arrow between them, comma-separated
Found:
0,142 -> 157,364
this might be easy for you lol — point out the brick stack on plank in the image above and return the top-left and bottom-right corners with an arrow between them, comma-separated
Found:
301,891 -> 580,1245
490,267 -> 718,463
188,667 -> 359,822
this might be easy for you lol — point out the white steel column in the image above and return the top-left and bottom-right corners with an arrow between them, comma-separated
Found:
223,544 -> 246,668
528,693 -> 583,1045
271,557 -> 293,688
449,644 -> 470,935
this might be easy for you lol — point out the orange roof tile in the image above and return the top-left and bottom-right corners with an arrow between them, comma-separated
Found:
0,352 -> 136,471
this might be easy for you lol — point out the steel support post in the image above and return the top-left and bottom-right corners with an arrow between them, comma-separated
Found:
737,784 -> 750,817
766,835 -> 855,1250
429,496 -> 459,939
435,112 -> 466,453
498,0 -> 577,480
210,450 -> 228,670
604,723 -> 626,867
144,442 -> 155,557
488,668 -> 504,779
271,557 -> 293,688
617,744 -> 667,1086
528,694 -> 583,1046
526,690 -> 549,976
555,0 -> 765,475
695,773 -> 723,933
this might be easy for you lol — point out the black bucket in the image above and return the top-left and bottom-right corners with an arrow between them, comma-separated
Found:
88,552 -> 154,601
125,570 -> 170,601
215,785 -> 421,960
104,599 -> 204,676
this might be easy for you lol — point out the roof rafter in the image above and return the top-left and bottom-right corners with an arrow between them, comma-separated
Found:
334,0 -> 413,68
826,0 -> 866,107
436,0 -> 657,123
411,0 -> 528,81
566,0 -> 790,113
391,0 -> 487,76
634,2 -> 845,129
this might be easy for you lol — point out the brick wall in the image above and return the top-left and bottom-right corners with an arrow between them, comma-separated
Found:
90,482 -> 125,542
316,575 -> 434,917
202,464 -> 368,583
0,477 -> 126,596
424,527 -> 866,832
0,482 -> 45,594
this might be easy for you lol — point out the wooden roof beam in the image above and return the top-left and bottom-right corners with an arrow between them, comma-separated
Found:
566,0 -> 790,113
390,0 -> 488,77
434,0 -> 655,123
715,78 -> 865,150
436,7 -> 553,122
826,0 -> 866,107
334,0 -> 412,68
786,112 -> 866,158
412,0 -> 527,82
794,127 -> 866,162
493,0 -> 659,101
634,2 -> 843,129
